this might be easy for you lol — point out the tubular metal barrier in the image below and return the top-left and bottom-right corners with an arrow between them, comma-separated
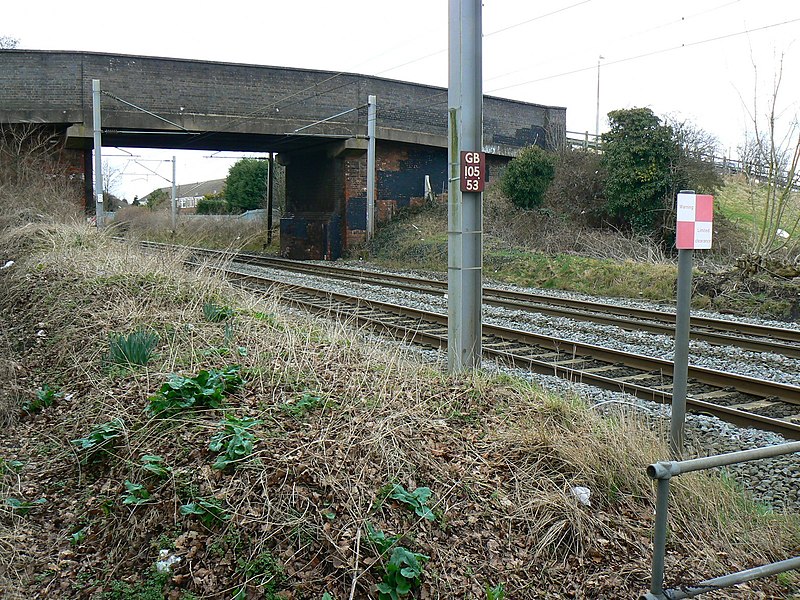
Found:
642,441 -> 800,600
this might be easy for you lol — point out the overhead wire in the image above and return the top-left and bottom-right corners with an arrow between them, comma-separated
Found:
484,0 -> 743,84
486,15 -> 800,94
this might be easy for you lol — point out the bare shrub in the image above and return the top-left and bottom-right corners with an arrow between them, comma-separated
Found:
116,205 -> 270,251
485,185 -> 669,263
543,147 -> 606,226
0,124 -> 83,230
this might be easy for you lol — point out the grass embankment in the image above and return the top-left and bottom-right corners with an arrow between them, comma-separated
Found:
367,182 -> 800,320
1,223 -> 798,598
369,200 -> 677,302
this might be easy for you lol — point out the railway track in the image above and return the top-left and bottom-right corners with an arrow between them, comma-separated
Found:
140,241 -> 800,359
133,240 -> 800,438
220,264 -> 800,439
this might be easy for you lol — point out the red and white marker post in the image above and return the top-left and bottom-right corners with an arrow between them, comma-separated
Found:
676,192 -> 714,250
671,191 -> 714,458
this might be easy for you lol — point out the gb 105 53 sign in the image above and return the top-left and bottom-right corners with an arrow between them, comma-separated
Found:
460,151 -> 485,192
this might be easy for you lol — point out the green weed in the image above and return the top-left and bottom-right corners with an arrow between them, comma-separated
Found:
100,568 -> 168,600
209,414 -> 262,470
22,384 -> 62,413
281,392 -> 324,418
147,366 -> 243,416
486,583 -> 506,600
121,480 -> 150,505
366,522 -> 399,555
139,454 -> 170,478
4,496 -> 46,516
179,497 -> 230,528
108,329 -> 159,367
375,546 -> 429,600
0,458 -> 24,474
71,418 -> 125,460
387,484 -> 436,521
203,301 -> 234,322
235,549 -> 285,597
70,526 -> 88,546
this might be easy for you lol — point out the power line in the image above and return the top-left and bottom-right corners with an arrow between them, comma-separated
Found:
484,0 -> 743,85
484,0 -> 593,37
486,15 -> 800,95
374,2 -> 595,78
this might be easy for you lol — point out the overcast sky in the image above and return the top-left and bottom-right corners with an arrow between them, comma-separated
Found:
5,0 -> 800,200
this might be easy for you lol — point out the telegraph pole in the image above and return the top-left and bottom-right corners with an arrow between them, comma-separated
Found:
92,79 -> 105,228
448,0 -> 483,372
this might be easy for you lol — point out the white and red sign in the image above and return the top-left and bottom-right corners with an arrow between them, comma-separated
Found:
676,192 -> 713,250
460,151 -> 485,192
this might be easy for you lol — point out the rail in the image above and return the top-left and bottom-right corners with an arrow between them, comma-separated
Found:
642,441 -> 800,599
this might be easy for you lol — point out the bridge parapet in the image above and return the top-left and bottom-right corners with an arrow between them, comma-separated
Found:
0,50 -> 565,154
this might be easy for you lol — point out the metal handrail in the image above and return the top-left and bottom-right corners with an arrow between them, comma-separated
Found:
642,441 -> 800,600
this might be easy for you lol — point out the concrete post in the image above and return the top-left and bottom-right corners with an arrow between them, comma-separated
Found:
448,0 -> 483,372
92,79 -> 104,228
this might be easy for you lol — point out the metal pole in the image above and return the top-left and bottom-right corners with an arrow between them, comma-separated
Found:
648,441 -> 800,480
448,0 -> 463,372
448,0 -> 483,372
648,477 -> 671,599
267,152 -> 275,246
171,156 -> 177,232
670,247 -> 693,458
595,57 -> 601,143
92,79 -> 104,228
461,0 -> 483,370
367,94 -> 377,240
668,557 -> 800,599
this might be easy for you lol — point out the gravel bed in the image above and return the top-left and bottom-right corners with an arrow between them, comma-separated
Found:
233,261 -> 800,512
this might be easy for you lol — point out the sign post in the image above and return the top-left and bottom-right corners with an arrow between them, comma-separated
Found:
671,191 -> 713,458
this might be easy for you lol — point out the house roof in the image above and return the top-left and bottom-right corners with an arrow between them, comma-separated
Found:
140,178 -> 225,201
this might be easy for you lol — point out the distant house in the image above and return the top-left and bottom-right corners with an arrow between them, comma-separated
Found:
140,179 -> 226,212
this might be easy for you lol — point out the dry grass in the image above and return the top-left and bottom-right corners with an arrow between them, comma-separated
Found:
0,224 -> 797,598
115,206 -> 277,254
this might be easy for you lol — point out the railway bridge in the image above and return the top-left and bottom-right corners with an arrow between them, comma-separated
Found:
0,50 -> 566,259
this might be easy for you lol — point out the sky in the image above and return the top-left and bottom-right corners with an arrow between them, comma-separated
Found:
4,0 -> 800,201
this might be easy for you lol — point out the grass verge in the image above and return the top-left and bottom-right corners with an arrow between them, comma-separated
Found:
0,223 -> 798,598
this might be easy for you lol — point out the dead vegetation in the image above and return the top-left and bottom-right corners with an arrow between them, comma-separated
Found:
0,124 -> 84,230
0,223 -> 798,599
114,206 -> 276,254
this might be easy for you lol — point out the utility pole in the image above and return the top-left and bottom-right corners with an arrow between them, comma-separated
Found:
448,0 -> 483,372
366,95 -> 377,240
92,79 -> 105,228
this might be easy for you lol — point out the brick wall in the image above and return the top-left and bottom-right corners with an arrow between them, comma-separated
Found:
0,50 -> 566,151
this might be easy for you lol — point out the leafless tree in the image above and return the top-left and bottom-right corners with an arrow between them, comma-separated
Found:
0,36 -> 19,49
736,54 -> 800,275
